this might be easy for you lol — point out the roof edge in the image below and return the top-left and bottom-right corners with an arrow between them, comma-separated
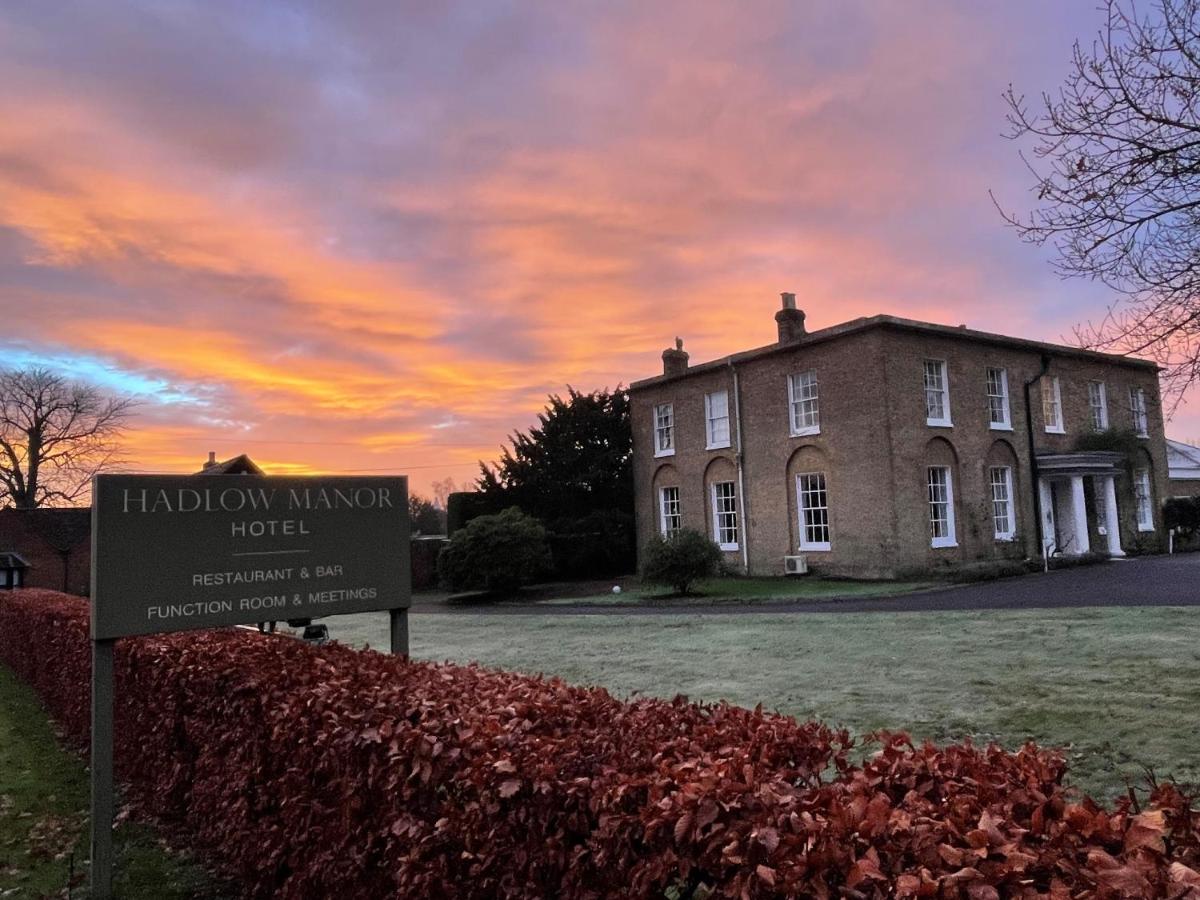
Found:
630,314 -> 1159,391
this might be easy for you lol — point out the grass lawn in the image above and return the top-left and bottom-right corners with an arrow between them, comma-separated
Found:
491,575 -> 937,606
0,665 -> 229,899
334,605 -> 1200,803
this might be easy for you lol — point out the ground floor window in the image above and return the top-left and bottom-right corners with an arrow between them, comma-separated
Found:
659,486 -> 681,536
796,472 -> 831,550
989,466 -> 1015,540
711,481 -> 739,550
927,466 -> 957,548
1134,469 -> 1154,531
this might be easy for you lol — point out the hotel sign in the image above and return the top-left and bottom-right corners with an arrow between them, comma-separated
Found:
91,474 -> 411,639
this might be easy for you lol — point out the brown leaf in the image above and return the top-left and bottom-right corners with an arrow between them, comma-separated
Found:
1169,862 -> 1200,887
499,779 -> 520,798
1124,809 -> 1167,855
1095,865 -> 1153,896
755,864 -> 776,886
674,812 -> 693,844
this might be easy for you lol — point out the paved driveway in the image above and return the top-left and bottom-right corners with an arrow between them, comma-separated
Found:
418,553 -> 1200,616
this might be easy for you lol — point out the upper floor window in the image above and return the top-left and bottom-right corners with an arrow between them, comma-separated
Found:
704,390 -> 730,449
1129,386 -> 1149,437
1042,377 -> 1065,434
924,360 -> 951,427
1134,468 -> 1154,531
788,371 -> 820,436
1088,381 -> 1109,431
653,403 -> 675,457
986,367 -> 1011,430
796,472 -> 831,551
659,486 -> 681,536
989,466 -> 1016,541
711,481 -> 739,550
927,466 -> 957,548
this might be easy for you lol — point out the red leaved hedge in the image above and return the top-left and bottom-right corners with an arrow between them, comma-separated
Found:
1,588 -> 1198,899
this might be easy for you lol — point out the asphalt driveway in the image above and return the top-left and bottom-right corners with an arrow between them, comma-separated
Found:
418,553 -> 1200,616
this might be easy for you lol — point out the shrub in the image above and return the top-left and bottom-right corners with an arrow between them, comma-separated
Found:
437,506 -> 551,593
3,589 -> 1200,899
641,529 -> 722,594
1165,496 -> 1200,536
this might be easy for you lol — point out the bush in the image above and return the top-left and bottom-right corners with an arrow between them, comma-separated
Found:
641,529 -> 722,594
3,590 -> 1200,897
1165,496 -> 1200,536
437,506 -> 551,593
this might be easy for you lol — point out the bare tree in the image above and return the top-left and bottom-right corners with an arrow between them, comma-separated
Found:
0,367 -> 136,509
999,0 -> 1200,412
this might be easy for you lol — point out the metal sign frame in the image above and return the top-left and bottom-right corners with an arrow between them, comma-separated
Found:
88,473 -> 412,899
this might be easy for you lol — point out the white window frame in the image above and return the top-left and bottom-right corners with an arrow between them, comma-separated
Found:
986,367 -> 1011,431
704,390 -> 731,450
653,403 -> 675,457
1042,377 -> 1065,434
787,370 -> 820,437
989,465 -> 1016,541
1134,468 -> 1154,531
1129,387 -> 1149,438
924,359 -> 952,427
658,485 -> 681,536
711,481 -> 739,551
927,466 -> 957,548
796,472 -> 831,551
1088,381 -> 1109,431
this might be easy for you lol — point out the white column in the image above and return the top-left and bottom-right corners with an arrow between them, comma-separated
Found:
1070,475 -> 1090,555
1103,475 -> 1124,557
1038,478 -> 1056,556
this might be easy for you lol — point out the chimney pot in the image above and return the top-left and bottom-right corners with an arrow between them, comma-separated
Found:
205,451 -> 217,469
775,292 -> 807,343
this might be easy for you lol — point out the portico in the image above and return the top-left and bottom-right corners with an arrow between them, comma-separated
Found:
1035,452 -> 1125,558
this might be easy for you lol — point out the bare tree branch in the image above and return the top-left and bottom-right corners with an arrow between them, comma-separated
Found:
999,0 -> 1200,417
0,366 -> 137,508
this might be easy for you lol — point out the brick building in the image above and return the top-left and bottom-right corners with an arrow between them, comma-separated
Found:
0,508 -> 90,594
630,295 -> 1169,578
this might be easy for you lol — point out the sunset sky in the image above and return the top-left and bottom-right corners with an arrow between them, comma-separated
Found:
3,1 -> 1198,498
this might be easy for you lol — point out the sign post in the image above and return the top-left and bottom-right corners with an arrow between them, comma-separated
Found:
88,474 -> 411,898
90,639 -> 114,899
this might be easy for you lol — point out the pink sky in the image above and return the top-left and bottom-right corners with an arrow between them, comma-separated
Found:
2,1 -> 1197,497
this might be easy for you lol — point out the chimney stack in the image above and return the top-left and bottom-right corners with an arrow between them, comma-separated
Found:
204,451 -> 217,470
662,336 -> 689,377
775,291 -> 807,343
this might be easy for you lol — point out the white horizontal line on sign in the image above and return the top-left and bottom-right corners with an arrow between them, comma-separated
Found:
231,549 -> 313,557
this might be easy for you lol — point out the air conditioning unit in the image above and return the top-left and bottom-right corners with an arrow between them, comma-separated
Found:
783,554 -> 809,575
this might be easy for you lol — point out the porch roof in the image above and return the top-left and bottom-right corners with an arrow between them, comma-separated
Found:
0,552 -> 29,569
1035,451 -> 1125,478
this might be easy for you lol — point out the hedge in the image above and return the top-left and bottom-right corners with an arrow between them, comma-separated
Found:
1,589 -> 1199,899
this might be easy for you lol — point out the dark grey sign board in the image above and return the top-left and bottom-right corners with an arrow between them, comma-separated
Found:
89,472 -> 412,900
91,474 -> 411,638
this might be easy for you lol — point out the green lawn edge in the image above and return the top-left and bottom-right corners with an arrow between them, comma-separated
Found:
0,664 -> 230,899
